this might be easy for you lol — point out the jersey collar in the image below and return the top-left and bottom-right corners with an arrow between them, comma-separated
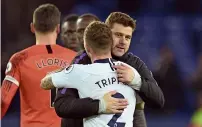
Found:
94,58 -> 115,63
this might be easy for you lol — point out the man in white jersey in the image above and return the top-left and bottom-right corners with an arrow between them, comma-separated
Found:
41,21 -> 142,127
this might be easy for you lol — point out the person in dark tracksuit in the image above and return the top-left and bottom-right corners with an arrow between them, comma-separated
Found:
55,12 -> 165,127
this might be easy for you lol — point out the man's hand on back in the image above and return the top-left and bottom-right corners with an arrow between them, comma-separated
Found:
113,63 -> 135,84
99,91 -> 128,114
113,63 -> 142,91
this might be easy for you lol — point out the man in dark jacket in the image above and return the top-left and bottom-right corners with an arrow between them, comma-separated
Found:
55,12 -> 165,127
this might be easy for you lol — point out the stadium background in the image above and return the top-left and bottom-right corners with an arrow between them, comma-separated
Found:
1,0 -> 202,126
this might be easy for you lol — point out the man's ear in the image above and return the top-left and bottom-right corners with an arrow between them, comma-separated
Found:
56,24 -> 60,34
30,23 -> 35,33
84,42 -> 92,57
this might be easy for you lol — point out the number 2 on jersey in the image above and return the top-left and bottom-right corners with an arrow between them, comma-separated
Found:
50,88 -> 57,107
107,92 -> 126,127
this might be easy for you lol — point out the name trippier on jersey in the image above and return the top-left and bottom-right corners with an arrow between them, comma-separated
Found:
95,77 -> 122,89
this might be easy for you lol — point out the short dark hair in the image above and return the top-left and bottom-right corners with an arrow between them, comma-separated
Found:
62,14 -> 79,23
79,13 -> 100,21
33,3 -> 61,33
105,12 -> 136,31
84,21 -> 113,55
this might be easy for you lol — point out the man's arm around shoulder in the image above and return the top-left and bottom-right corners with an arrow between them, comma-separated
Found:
54,51 -> 99,118
54,88 -> 99,118
126,53 -> 165,108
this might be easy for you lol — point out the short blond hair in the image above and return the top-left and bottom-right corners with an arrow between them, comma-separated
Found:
84,21 -> 113,55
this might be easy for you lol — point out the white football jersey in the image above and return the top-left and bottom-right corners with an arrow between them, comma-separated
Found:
50,58 -> 141,127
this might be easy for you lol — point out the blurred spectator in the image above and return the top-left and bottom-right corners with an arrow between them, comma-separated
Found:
189,91 -> 202,127
60,14 -> 80,51
152,46 -> 186,114
191,54 -> 202,108
189,107 -> 202,127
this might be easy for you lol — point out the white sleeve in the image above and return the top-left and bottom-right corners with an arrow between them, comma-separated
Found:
50,65 -> 80,88
117,61 -> 142,90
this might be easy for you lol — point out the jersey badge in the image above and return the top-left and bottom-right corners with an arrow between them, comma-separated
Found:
65,65 -> 74,74
6,62 -> 12,73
